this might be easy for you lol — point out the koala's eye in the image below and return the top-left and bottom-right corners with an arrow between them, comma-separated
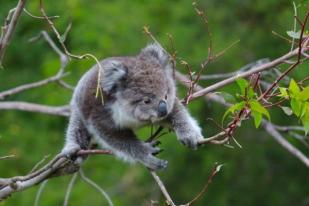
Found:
143,97 -> 151,104
165,95 -> 168,100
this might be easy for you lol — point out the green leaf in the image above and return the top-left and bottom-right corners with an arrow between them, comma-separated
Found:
252,111 -> 262,128
278,87 -> 289,99
249,100 -> 271,120
247,87 -> 255,99
280,106 -> 293,116
222,101 -> 245,123
298,86 -> 309,101
288,79 -> 300,97
301,113 -> 309,135
236,78 -> 249,96
286,30 -> 301,39
300,102 -> 309,119
290,98 -> 302,117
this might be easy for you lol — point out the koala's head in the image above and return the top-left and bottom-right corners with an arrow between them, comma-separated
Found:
101,43 -> 176,127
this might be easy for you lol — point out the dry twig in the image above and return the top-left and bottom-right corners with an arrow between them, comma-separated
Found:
0,0 -> 26,65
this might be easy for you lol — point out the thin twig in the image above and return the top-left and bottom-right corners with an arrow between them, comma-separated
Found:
262,120 -> 309,168
57,80 -> 75,90
212,39 -> 240,60
289,132 -> 309,148
79,168 -> 114,206
30,155 -> 51,173
0,0 -> 26,65
0,30 -> 70,100
150,171 -> 175,206
198,58 -> 269,80
63,173 -> 78,206
184,163 -> 223,206
34,180 -> 48,206
0,155 -> 15,160
23,8 -> 59,20
273,125 -> 305,132
290,2 -> 298,52
39,1 -> 105,104
0,102 -> 70,116
0,73 -> 69,100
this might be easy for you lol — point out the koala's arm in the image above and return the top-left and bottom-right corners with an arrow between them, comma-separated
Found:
88,111 -> 168,170
62,110 -> 92,153
167,98 -> 204,149
62,108 -> 167,170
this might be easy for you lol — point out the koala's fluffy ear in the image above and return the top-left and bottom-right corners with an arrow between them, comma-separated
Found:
140,43 -> 170,68
101,60 -> 127,93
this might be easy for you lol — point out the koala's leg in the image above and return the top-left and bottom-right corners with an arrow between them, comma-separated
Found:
62,112 -> 92,161
167,98 -> 204,149
90,121 -> 167,171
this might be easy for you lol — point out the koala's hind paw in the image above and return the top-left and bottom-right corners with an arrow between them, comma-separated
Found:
142,155 -> 168,171
139,141 -> 168,171
61,144 -> 83,165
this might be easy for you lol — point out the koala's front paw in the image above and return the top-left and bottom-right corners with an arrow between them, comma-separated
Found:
139,141 -> 168,171
177,124 -> 204,150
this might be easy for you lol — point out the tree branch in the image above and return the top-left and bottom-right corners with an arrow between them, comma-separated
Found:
0,73 -> 69,100
198,58 -> 270,80
150,171 -> 175,206
0,101 -> 70,116
190,46 -> 309,101
0,149 -> 111,200
262,120 -> 309,168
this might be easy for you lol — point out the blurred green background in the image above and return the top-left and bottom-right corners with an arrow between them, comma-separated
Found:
0,0 -> 309,205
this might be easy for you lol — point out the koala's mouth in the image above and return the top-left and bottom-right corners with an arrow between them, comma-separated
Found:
135,115 -> 162,124
133,107 -> 168,124
150,115 -> 167,123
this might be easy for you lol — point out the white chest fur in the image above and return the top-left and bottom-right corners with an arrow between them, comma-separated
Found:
110,100 -> 144,128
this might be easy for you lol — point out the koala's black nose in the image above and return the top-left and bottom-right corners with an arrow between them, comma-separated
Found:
158,100 -> 167,117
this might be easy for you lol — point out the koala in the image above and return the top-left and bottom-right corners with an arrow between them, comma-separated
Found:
62,43 -> 204,171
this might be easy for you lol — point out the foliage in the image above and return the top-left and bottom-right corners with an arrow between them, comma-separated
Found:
279,79 -> 309,134
223,78 -> 270,128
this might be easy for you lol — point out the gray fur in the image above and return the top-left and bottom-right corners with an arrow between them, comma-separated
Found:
62,43 -> 204,171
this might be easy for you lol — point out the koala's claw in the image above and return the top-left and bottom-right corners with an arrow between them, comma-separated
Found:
152,148 -> 164,156
144,141 -> 163,154
151,140 -> 161,147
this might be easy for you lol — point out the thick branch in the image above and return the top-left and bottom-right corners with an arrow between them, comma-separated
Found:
190,47 -> 309,100
0,149 -> 111,200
